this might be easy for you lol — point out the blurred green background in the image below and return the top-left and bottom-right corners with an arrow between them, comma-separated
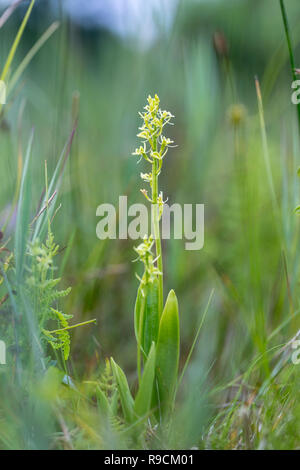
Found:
1,0 -> 300,401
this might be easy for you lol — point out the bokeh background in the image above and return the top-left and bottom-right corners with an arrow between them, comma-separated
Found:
1,0 -> 300,406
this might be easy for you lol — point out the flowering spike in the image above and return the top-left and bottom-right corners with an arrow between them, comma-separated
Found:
132,95 -> 175,316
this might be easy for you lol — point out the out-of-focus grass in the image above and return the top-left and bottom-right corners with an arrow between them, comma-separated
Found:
1,0 -> 300,449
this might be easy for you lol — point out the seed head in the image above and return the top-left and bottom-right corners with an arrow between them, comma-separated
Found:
227,103 -> 247,127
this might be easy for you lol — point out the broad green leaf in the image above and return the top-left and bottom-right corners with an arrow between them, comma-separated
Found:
134,342 -> 156,419
111,358 -> 135,423
143,279 -> 159,357
110,389 -> 119,416
134,279 -> 159,359
96,386 -> 110,417
134,284 -> 144,342
155,289 -> 180,418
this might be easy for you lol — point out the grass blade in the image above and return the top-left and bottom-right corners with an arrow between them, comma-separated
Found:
111,358 -> 135,424
177,289 -> 214,391
279,0 -> 300,128
15,129 -> 34,282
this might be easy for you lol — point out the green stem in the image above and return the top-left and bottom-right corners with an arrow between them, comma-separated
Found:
49,318 -> 96,334
152,145 -> 163,316
279,0 -> 300,129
